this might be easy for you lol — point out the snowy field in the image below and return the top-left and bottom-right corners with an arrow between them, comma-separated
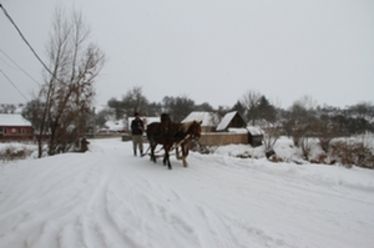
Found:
0,138 -> 374,248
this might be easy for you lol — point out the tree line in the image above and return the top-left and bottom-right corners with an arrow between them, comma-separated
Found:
97,87 -> 374,136
92,87 -> 374,159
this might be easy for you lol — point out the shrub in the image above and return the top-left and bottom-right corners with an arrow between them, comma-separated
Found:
329,142 -> 374,169
300,137 -> 311,160
0,146 -> 33,161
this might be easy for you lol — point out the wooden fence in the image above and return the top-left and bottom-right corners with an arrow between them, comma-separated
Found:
119,132 -> 251,146
199,132 -> 248,146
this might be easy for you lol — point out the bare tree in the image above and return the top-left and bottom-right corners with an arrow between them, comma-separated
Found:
122,87 -> 149,116
312,116 -> 340,153
107,87 -> 149,118
263,125 -> 282,156
37,9 -> 104,156
288,97 -> 317,147
240,90 -> 261,125
294,95 -> 318,111
22,99 -> 44,131
162,95 -> 195,122
300,136 -> 312,160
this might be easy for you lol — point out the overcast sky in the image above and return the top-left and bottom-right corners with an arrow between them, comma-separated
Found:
1,0 -> 373,109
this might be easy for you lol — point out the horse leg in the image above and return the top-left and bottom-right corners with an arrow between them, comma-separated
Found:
163,150 -> 167,166
150,142 -> 157,163
176,146 -> 182,160
142,144 -> 151,157
167,151 -> 172,170
181,143 -> 188,167
181,143 -> 190,167
163,145 -> 172,170
176,145 -> 187,167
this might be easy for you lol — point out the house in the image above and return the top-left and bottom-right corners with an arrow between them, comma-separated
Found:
0,114 -> 33,141
182,111 -> 220,132
216,111 -> 246,131
214,111 -> 263,146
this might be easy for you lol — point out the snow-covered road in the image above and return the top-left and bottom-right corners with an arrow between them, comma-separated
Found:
1,138 -> 374,248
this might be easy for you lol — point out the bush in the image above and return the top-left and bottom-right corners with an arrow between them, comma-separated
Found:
0,145 -> 34,161
329,142 -> 374,169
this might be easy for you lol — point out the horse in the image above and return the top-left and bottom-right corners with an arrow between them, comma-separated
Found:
145,113 -> 174,166
146,119 -> 201,169
174,121 -> 202,167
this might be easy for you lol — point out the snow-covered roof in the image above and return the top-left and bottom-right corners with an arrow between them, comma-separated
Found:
0,114 -> 32,127
182,111 -> 220,127
246,126 -> 264,136
216,111 -> 238,131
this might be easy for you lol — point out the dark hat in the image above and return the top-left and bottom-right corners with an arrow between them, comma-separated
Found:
134,112 -> 139,116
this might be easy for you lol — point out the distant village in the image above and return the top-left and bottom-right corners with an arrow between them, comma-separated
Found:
1,96 -> 374,154
0,102 -> 263,147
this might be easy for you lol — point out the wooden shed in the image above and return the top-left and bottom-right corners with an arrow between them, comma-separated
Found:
246,126 -> 264,147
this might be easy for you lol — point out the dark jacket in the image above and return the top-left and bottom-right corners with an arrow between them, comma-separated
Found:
131,118 -> 144,135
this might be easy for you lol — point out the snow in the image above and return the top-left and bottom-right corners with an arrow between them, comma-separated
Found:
182,111 -> 220,127
273,137 -> 303,162
0,142 -> 36,151
333,132 -> 374,150
227,128 -> 248,134
0,114 -> 32,127
216,111 -> 237,131
247,126 -> 264,136
1,138 -> 374,248
213,144 -> 265,159
103,119 -> 127,132
0,142 -> 38,159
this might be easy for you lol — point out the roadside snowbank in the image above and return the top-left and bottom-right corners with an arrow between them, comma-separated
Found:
0,142 -> 38,161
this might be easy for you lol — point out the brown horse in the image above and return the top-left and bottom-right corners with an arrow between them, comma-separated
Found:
174,121 -> 202,167
146,119 -> 201,169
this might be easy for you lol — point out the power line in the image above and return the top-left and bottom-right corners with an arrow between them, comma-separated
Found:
0,3 -> 56,80
0,54 -> 13,68
0,48 -> 41,86
0,68 -> 29,102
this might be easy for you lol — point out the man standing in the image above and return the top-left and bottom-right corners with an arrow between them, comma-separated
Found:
131,112 -> 144,156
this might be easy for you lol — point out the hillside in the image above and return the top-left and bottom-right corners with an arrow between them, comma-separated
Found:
1,138 -> 374,248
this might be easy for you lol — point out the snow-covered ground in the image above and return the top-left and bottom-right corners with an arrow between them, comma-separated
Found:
0,138 -> 374,248
0,142 -> 38,161
0,142 -> 37,152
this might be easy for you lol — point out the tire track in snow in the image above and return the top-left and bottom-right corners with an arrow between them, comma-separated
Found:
102,148 -> 203,247
149,153 -> 297,247
0,156 -> 104,248
77,148 -> 143,248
